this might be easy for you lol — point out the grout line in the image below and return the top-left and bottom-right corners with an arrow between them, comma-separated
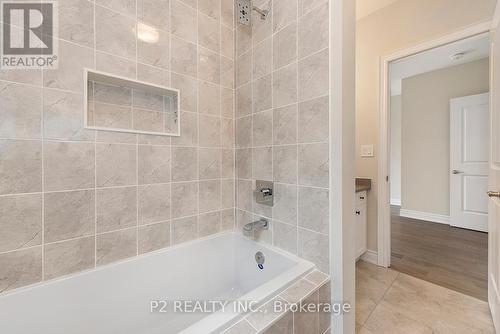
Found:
249,6 -> 255,241
0,140 -> 241,149
295,0 -> 300,255
232,0 -> 237,232
219,0 -> 223,233
41,62 -> 45,280
134,0 -> 138,79
0,185 -> 129,197
168,0 -> 174,248
93,0 -> 98,269
234,0 -> 239,232
232,92 -> 329,120
327,0 -> 332,275
134,0 -> 139,258
196,1 -> 200,239
270,0 -> 275,248
94,226 -> 138,238
298,0 -> 327,19
135,118 -> 140,256
360,271 -> 401,327
252,141 -> 330,148
245,318 -> 259,332
0,178 -> 325,199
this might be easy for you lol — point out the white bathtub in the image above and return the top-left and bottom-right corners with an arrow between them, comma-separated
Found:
0,232 -> 314,334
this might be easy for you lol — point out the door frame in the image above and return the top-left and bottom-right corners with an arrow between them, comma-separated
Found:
488,3 -> 500,330
330,0 -> 356,333
377,22 -> 493,267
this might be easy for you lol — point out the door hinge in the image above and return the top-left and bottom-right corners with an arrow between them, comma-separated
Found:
386,175 -> 389,182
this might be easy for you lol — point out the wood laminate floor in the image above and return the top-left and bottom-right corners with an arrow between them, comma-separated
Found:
390,206 -> 488,301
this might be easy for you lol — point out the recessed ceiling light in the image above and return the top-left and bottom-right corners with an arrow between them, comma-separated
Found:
450,52 -> 466,61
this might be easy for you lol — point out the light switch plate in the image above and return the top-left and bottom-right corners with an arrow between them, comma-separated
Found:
361,144 -> 374,157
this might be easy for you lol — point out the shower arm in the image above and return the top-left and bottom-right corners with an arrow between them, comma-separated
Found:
253,5 -> 269,20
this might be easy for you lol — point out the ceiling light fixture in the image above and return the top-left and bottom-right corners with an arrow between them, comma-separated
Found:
449,52 -> 466,61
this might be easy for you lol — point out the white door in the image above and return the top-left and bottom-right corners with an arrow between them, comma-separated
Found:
450,93 -> 490,232
489,11 -> 500,331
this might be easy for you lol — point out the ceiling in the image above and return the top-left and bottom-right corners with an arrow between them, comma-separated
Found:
390,34 -> 490,96
356,0 -> 400,20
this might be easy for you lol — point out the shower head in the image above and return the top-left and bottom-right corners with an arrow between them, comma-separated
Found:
237,0 -> 270,25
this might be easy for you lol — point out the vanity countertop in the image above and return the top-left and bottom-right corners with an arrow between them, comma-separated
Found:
356,178 -> 372,193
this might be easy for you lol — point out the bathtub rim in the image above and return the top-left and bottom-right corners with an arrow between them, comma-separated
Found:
179,235 -> 316,333
181,258 -> 315,334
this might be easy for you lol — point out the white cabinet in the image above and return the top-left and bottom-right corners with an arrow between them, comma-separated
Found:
355,191 -> 367,259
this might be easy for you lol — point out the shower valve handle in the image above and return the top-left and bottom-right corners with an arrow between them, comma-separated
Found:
260,188 -> 272,197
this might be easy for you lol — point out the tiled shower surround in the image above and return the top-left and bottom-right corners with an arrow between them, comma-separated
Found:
0,0 -> 330,293
235,0 -> 330,272
0,0 -> 236,292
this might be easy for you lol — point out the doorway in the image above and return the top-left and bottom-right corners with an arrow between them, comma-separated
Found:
380,31 -> 491,301
355,2 -> 500,332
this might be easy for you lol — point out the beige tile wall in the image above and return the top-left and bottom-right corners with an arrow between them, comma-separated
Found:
0,0 -> 331,293
234,0 -> 330,272
0,0 -> 235,292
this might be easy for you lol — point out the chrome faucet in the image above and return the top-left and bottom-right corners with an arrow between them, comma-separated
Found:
243,218 -> 269,233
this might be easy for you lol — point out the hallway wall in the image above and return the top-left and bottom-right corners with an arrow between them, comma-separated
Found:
401,59 -> 490,216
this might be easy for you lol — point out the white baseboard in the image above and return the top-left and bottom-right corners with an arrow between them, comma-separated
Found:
390,198 -> 401,206
360,250 -> 378,265
399,209 -> 450,225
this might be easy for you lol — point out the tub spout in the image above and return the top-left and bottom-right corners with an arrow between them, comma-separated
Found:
243,218 -> 269,232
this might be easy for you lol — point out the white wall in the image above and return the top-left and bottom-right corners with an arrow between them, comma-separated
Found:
355,0 -> 497,251
401,59 -> 490,216
390,95 -> 401,205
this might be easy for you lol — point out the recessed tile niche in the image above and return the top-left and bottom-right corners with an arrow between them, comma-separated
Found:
85,69 -> 180,136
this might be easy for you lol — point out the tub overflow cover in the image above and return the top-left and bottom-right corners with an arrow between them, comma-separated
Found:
255,251 -> 265,269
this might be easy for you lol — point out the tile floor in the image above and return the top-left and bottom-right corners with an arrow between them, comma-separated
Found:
355,260 -> 495,333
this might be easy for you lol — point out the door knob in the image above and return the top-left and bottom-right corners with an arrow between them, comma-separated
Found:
452,170 -> 464,174
487,191 -> 500,198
